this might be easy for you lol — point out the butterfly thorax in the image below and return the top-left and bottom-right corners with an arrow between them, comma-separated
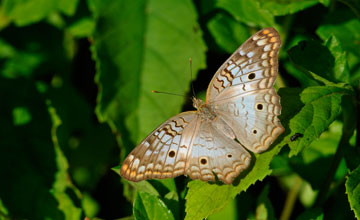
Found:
192,97 -> 216,120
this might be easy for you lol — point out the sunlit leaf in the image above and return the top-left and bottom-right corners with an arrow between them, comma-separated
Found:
92,0 -> 206,150
133,191 -> 175,220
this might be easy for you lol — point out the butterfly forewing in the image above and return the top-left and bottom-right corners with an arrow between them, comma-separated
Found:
206,27 -> 281,101
206,27 -> 284,153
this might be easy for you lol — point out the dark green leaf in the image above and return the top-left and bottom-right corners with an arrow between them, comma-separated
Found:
288,39 -> 350,84
258,0 -> 319,16
325,35 -> 350,83
317,17 -> 360,57
0,78 -> 81,219
207,13 -> 250,53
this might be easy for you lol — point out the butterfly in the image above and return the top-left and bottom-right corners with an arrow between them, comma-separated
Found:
120,28 -> 284,184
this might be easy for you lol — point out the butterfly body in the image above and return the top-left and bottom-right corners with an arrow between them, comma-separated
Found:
121,28 -> 284,184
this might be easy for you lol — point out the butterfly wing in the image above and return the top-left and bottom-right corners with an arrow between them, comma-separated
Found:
185,118 -> 251,184
206,27 -> 284,153
120,111 -> 198,182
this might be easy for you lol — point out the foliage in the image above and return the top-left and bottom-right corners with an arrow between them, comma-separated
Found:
0,0 -> 359,219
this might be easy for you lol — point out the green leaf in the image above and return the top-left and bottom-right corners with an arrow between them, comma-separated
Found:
0,0 -> 79,27
258,0 -> 319,16
282,86 -> 352,156
57,0 -> 79,16
93,0 -> 206,150
217,0 -> 276,28
1,0 -> 56,26
288,39 -> 350,85
346,164 -> 360,219
208,198 -> 237,220
317,16 -> 360,57
325,35 -> 350,83
207,13 -> 250,53
67,17 -> 95,38
133,191 -> 175,220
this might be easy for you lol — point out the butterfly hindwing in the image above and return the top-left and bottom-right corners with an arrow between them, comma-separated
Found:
120,112 -> 197,182
185,119 -> 251,184
214,88 -> 284,153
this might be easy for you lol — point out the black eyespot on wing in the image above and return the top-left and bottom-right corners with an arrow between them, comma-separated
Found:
248,73 -> 256,80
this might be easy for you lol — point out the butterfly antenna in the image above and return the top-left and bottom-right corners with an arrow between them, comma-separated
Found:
189,58 -> 196,98
152,90 -> 187,97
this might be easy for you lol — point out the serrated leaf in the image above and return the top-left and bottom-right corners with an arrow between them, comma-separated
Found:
92,0 -> 206,150
133,191 -> 175,220
207,13 -> 250,53
346,164 -> 360,219
258,0 -> 319,16
283,86 -> 352,156
217,0 -> 276,28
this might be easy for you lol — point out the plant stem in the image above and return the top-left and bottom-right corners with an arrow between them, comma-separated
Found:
280,175 -> 302,220
356,81 -> 360,148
